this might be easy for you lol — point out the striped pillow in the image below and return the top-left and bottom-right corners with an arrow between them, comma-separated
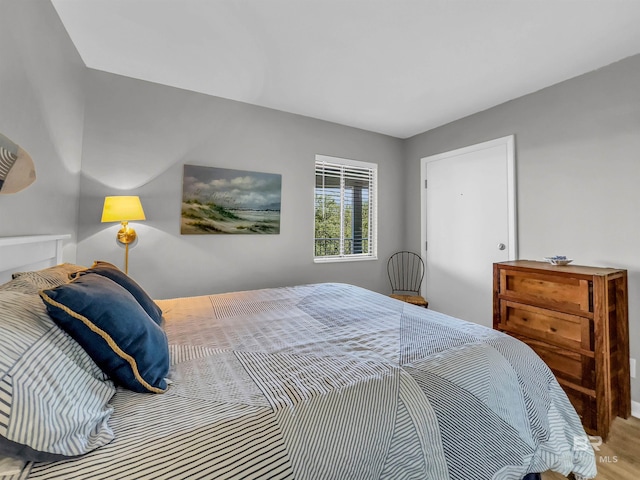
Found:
0,291 -> 116,462
10,263 -> 84,289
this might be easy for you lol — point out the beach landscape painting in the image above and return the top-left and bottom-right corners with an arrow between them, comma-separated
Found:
181,164 -> 281,234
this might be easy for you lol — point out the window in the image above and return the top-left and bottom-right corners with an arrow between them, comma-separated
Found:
314,155 -> 377,262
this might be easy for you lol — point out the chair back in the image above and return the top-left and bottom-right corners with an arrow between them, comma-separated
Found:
387,251 -> 425,295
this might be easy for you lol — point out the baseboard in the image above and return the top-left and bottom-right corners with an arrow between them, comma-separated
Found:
632,400 -> 640,419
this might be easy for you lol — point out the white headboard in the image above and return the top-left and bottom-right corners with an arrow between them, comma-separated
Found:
0,234 -> 71,284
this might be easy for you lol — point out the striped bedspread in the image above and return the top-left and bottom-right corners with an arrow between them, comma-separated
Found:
16,283 -> 596,479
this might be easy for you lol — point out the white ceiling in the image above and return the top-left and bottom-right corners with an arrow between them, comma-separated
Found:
52,0 -> 640,139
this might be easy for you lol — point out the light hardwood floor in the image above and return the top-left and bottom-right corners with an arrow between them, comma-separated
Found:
542,415 -> 640,480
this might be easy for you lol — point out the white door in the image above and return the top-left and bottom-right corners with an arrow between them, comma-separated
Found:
420,136 -> 516,327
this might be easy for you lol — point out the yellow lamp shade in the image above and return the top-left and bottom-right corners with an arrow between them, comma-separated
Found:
101,196 -> 146,223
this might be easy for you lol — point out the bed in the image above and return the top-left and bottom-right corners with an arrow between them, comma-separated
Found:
0,235 -> 596,480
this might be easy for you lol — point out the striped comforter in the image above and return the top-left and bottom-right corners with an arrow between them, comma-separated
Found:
18,283 -> 596,479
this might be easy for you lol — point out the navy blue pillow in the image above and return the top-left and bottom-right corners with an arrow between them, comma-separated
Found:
40,274 -> 169,394
74,261 -> 163,326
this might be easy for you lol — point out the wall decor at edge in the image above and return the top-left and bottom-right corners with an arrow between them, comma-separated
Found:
0,132 -> 36,194
181,164 -> 281,235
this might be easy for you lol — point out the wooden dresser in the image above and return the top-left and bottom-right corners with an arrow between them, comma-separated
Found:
493,260 -> 630,439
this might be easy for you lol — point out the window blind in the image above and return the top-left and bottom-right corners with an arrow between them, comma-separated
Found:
314,156 -> 377,261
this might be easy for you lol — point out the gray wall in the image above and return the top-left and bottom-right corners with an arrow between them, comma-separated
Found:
0,0 -> 84,259
404,54 -> 640,406
76,70 -> 405,299
3,0 -> 638,408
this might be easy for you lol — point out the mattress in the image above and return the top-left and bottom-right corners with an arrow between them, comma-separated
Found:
14,283 -> 596,479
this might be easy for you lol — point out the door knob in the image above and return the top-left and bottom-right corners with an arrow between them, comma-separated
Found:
498,243 -> 506,251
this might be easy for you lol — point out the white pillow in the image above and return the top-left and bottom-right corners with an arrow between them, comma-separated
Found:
0,291 -> 116,461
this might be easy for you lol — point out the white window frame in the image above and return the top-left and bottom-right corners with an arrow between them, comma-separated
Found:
314,154 -> 378,263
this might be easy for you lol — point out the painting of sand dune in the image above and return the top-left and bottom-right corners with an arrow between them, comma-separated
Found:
181,164 -> 281,235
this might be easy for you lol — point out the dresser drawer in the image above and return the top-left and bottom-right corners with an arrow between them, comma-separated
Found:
500,269 -> 592,314
511,333 -> 595,388
498,301 -> 593,352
